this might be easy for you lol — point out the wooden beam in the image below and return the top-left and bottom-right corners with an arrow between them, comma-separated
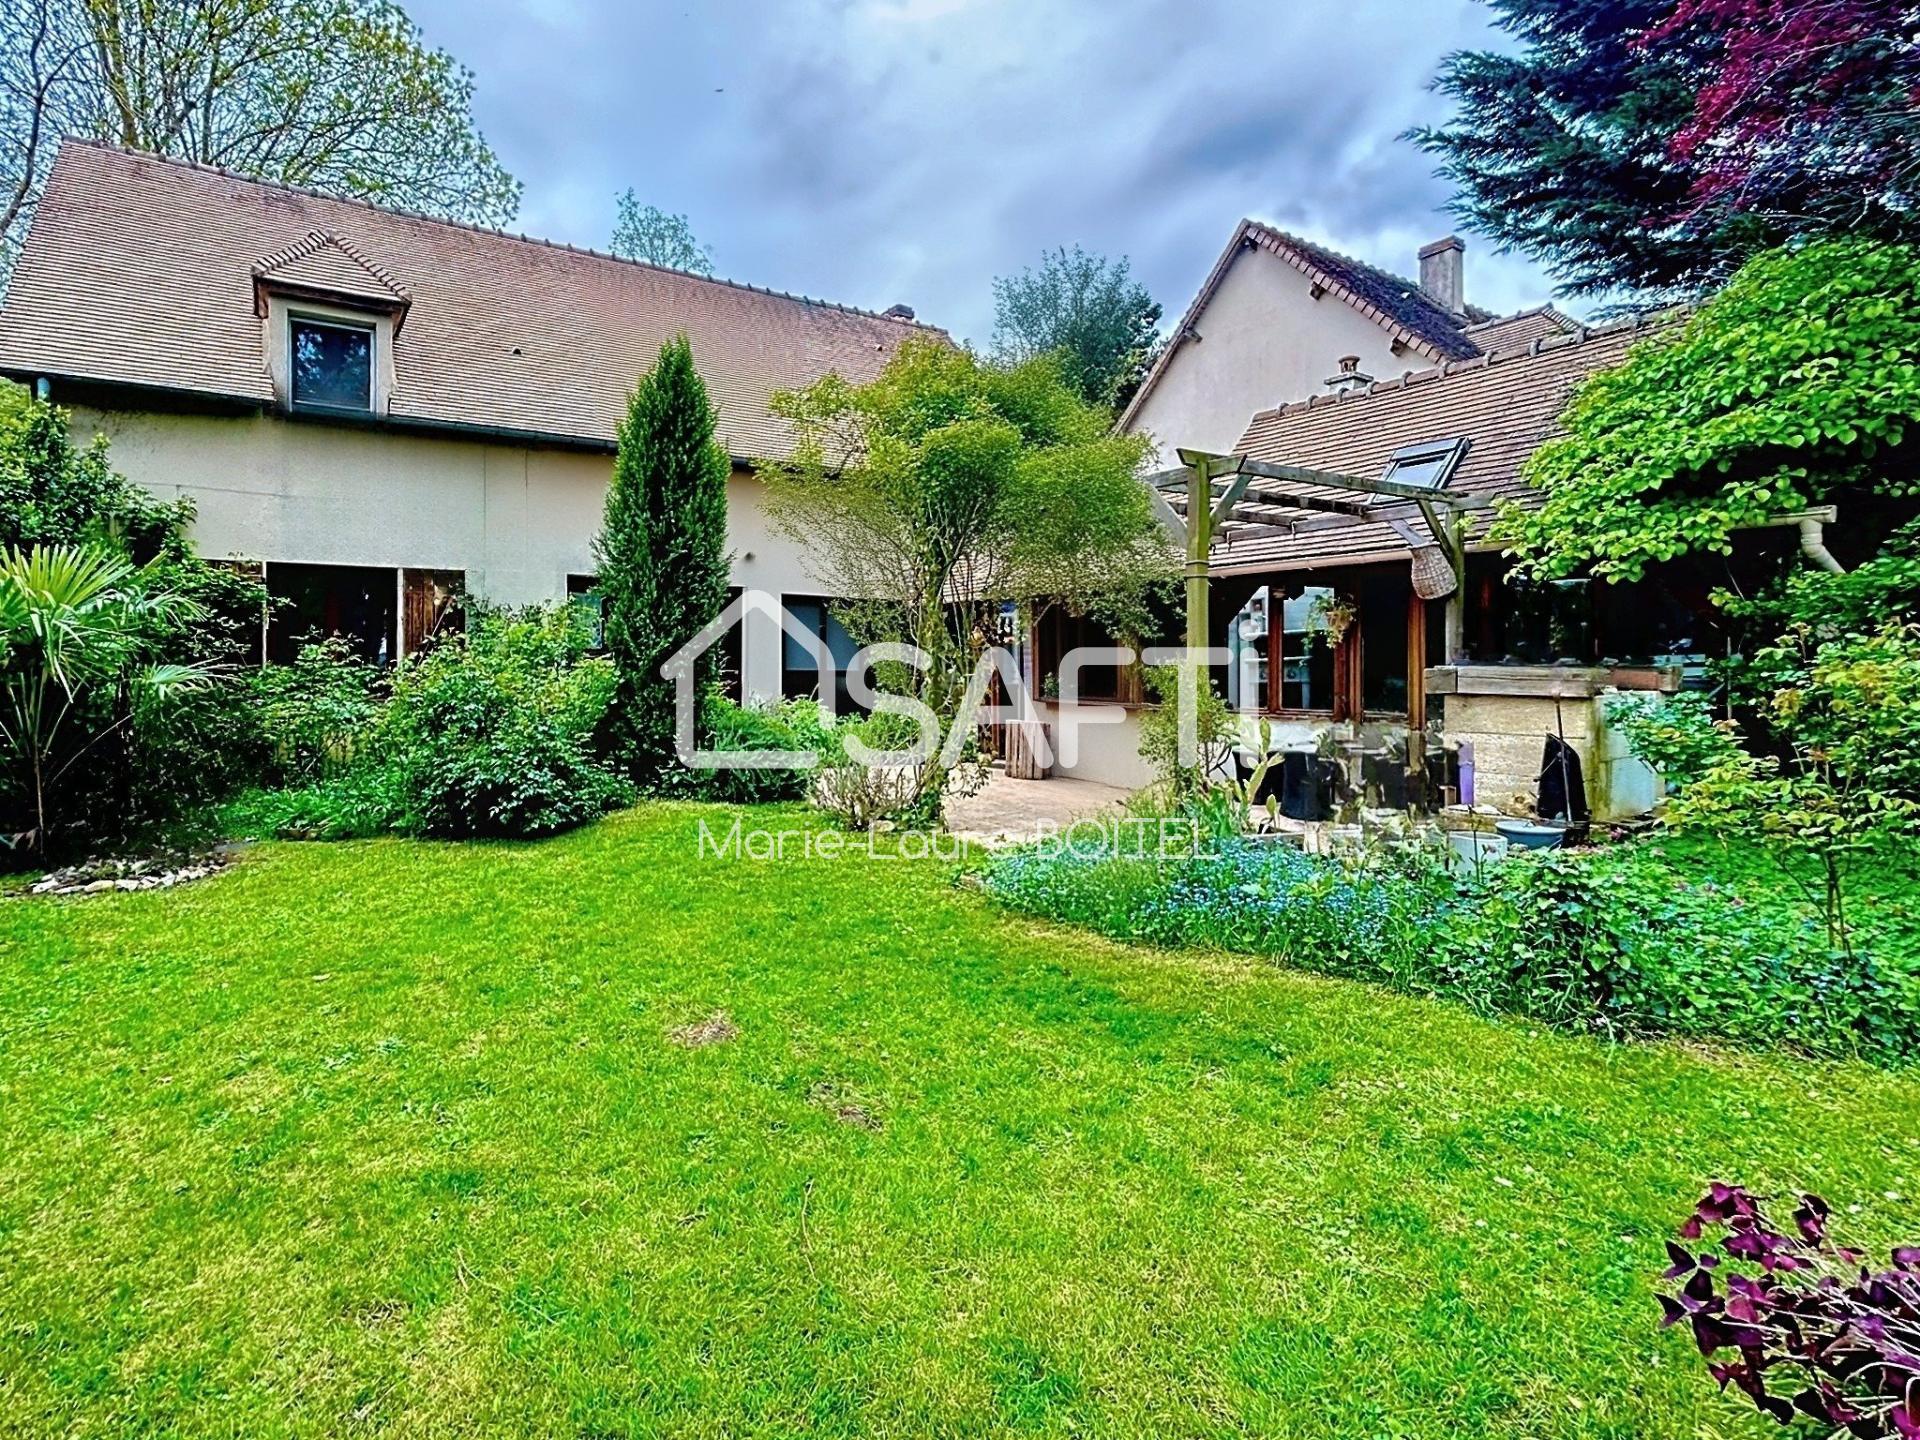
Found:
1443,511 -> 1468,663
1185,457 -> 1215,657
1209,469 -> 1254,526
1143,477 -> 1188,545
1228,456 -> 1488,508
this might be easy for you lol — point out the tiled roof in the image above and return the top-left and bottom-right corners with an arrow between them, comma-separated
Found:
1460,303 -> 1581,354
1116,219 -> 1570,434
0,141 -> 946,458
1261,225 -> 1484,363
252,230 -> 411,318
1212,310 -> 1680,576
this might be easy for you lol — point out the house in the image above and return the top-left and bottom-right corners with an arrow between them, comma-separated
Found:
1044,308 -> 1832,820
0,140 -> 939,701
1117,218 -> 1579,459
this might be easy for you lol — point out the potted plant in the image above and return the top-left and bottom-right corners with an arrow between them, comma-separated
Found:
1307,592 -> 1358,648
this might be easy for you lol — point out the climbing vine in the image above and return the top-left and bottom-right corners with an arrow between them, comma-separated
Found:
1495,240 -> 1920,581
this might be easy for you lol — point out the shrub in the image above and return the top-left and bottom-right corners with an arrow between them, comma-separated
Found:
0,388 -> 272,854
980,834 -> 1920,1062
250,637 -> 383,782
1660,1182 -> 1920,1436
1136,665 -> 1237,804
225,767 -> 405,841
381,608 -> 630,838
702,694 -> 835,803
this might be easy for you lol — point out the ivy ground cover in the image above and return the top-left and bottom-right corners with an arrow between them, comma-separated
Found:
3,804 -> 1919,1437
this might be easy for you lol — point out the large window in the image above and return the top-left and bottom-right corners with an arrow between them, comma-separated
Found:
267,562 -> 397,665
1277,585 -> 1337,712
782,598 -> 861,711
291,317 -> 373,411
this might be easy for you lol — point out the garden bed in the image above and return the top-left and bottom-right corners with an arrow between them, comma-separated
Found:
981,830 -> 1920,1063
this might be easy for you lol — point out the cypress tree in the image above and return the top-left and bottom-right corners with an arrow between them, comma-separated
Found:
594,334 -> 730,784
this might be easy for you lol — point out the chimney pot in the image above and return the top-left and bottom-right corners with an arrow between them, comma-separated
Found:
1323,355 -> 1373,395
1418,235 -> 1466,316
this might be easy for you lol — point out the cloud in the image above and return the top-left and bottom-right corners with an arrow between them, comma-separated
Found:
410,0 -> 1566,344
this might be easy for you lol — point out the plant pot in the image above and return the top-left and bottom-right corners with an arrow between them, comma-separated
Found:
1447,830 -> 1509,867
1495,818 -> 1567,851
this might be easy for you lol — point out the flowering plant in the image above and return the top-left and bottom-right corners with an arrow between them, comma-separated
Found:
1661,1182 -> 1920,1436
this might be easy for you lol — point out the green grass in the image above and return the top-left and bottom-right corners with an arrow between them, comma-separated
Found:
2,804 -> 1918,1438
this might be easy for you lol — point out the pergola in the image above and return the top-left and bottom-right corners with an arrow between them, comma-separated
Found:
1140,448 -> 1492,666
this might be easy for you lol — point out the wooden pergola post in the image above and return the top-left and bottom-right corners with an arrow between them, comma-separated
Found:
1185,455 -> 1215,659
1443,510 -> 1468,663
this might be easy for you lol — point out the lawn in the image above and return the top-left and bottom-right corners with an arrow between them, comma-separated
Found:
2,804 -> 1917,1438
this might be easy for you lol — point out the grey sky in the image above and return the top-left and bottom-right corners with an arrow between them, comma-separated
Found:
408,0 -> 1563,345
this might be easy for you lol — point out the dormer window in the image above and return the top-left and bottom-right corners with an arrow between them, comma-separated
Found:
253,230 -> 409,417
290,316 -> 373,411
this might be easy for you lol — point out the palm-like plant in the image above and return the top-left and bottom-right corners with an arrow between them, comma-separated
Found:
0,544 -> 219,856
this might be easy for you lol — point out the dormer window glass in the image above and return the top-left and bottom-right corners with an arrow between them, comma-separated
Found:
291,316 -> 373,411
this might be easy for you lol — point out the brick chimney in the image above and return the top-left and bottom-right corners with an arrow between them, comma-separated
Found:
1418,235 -> 1466,316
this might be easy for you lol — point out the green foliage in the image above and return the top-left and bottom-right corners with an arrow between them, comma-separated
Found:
1136,666 -> 1237,805
0,384 -> 181,553
594,335 -> 731,786
250,637 -> 384,783
700,694 -> 835,804
760,339 -> 1169,812
0,543 -> 220,856
1609,626 -> 1920,956
237,606 -> 629,842
380,607 -> 630,838
984,832 -> 1920,1063
990,245 -> 1164,409
0,386 -> 270,853
2,0 -> 520,270
224,765 -> 406,842
1497,241 -> 1920,581
1410,0 -> 1920,300
609,190 -> 714,274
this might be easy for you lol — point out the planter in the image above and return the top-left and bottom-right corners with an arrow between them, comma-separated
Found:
1447,829 -> 1509,868
1003,720 -> 1051,780
1495,818 -> 1567,850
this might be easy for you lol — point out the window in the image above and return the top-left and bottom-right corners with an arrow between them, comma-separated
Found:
1277,586 -> 1337,711
1357,570 -> 1412,714
1381,437 -> 1468,492
567,574 -> 605,650
291,317 -> 373,411
782,598 -> 862,712
267,562 -> 397,665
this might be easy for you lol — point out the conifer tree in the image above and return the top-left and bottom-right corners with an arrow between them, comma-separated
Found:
593,335 -> 729,783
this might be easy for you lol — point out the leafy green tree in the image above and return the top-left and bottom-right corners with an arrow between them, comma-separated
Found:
1495,240 -> 1920,581
0,544 -> 217,857
1,0 -> 521,269
991,246 -> 1163,409
0,383 -> 269,850
759,340 -> 1171,812
1411,0 -> 1920,300
1611,623 -> 1920,957
594,335 -> 730,784
610,190 -> 714,275
0,383 -> 180,552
